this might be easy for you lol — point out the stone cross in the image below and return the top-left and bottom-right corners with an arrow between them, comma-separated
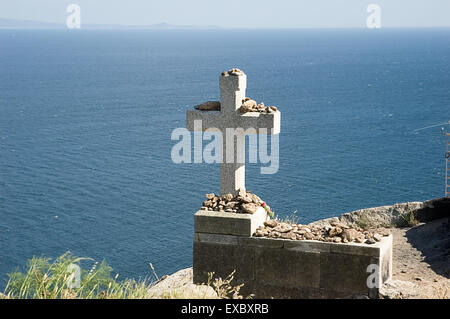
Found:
186,69 -> 280,195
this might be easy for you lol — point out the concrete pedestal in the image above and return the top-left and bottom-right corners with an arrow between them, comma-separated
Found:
193,209 -> 393,299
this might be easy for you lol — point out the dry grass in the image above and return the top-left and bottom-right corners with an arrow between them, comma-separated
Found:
431,281 -> 450,299
2,252 -> 246,299
275,210 -> 300,225
209,270 -> 253,299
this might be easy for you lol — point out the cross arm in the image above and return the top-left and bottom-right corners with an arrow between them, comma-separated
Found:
236,111 -> 281,134
186,110 -> 222,132
187,109 -> 281,134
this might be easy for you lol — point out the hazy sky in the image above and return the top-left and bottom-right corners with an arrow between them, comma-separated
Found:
1,0 -> 450,28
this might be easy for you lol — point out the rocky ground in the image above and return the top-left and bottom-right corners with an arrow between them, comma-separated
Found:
148,268 -> 218,299
383,217 -> 450,299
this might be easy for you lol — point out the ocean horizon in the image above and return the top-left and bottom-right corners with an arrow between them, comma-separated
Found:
0,28 -> 449,286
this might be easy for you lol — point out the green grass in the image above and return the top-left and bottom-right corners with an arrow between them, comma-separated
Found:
2,252 -> 246,299
275,210 -> 300,225
397,210 -> 420,228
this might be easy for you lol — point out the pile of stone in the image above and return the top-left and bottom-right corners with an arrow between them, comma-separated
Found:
254,220 -> 391,245
240,98 -> 278,114
200,189 -> 263,214
221,68 -> 244,77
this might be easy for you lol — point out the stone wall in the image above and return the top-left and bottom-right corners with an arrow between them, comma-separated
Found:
309,197 -> 450,229
193,209 -> 393,299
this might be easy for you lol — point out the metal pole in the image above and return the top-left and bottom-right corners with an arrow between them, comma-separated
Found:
446,132 -> 450,197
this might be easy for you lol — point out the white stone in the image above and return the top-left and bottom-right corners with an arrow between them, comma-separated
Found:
194,206 -> 268,237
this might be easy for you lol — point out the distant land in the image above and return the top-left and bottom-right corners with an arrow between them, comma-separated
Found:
0,17 -> 220,30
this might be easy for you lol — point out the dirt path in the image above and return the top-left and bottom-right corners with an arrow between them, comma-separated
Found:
389,217 -> 450,298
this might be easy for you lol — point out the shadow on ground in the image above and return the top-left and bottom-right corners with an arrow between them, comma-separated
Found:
405,217 -> 450,278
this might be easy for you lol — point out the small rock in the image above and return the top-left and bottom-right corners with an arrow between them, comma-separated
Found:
229,68 -> 242,76
242,203 -> 258,214
251,194 -> 261,204
264,220 -> 278,228
281,232 -> 296,240
241,195 -> 253,204
341,229 -> 359,242
226,201 -> 238,208
241,99 -> 258,113
194,101 -> 220,111
221,68 -> 244,77
373,233 -> 382,242
304,232 -> 314,240
365,238 -> 376,245
328,227 -> 343,237
273,224 -> 293,233
222,193 -> 234,201
203,200 -> 213,207
378,228 -> 391,236
269,231 -> 281,238
254,230 -> 264,237
242,98 -> 257,108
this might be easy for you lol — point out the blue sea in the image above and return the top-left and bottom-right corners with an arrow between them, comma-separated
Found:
0,29 -> 449,286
